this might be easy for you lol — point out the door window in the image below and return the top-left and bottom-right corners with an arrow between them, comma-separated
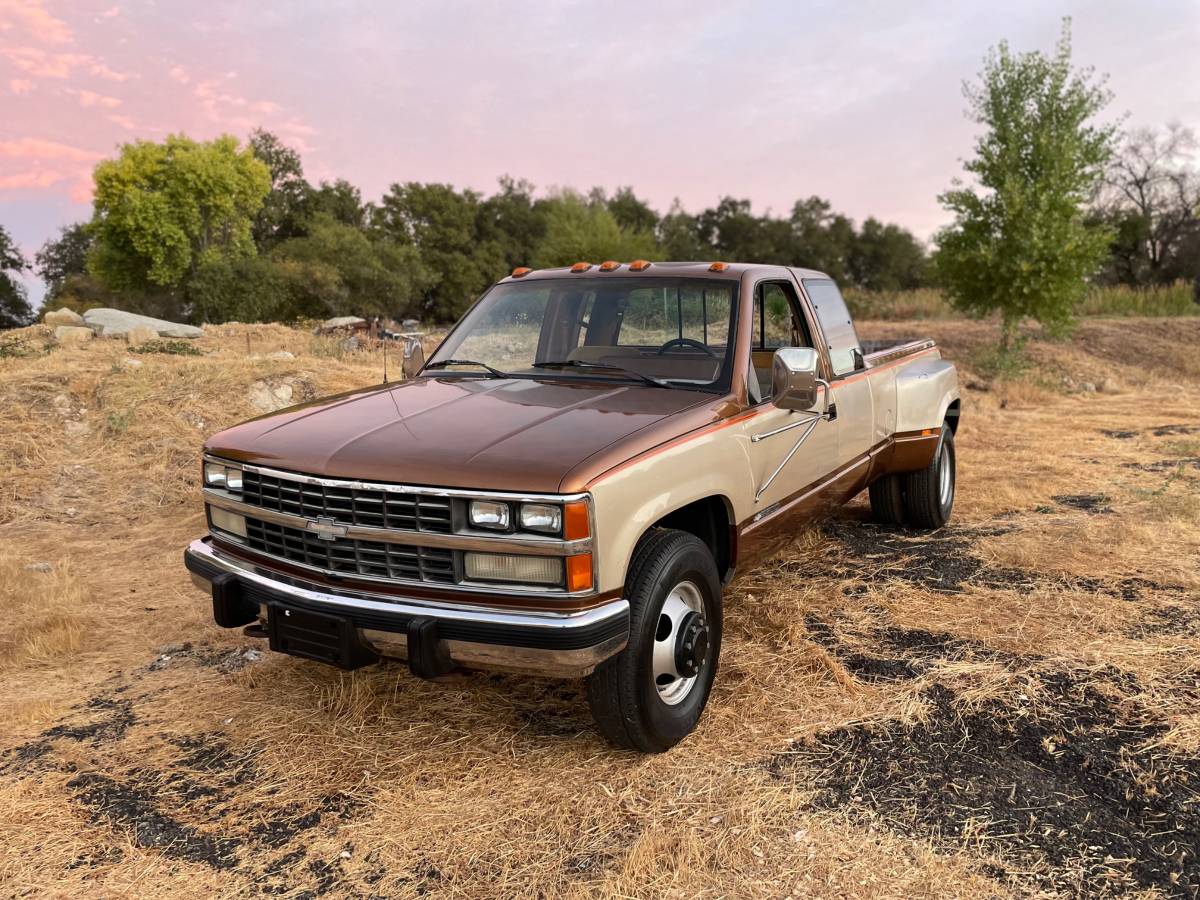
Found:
750,281 -> 812,402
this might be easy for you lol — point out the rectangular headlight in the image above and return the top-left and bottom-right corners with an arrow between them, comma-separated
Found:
464,553 -> 561,585
204,461 -> 242,492
519,503 -> 562,534
470,500 -> 510,530
209,506 -> 247,538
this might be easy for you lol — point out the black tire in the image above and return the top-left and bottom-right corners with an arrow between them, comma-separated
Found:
904,422 -> 955,529
868,473 -> 906,524
586,529 -> 722,753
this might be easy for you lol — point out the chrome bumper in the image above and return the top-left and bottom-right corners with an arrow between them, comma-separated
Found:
184,538 -> 628,678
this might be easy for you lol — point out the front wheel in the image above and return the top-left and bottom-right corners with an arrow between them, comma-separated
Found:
586,529 -> 722,752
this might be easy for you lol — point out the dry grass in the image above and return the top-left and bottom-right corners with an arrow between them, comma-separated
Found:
0,317 -> 1197,898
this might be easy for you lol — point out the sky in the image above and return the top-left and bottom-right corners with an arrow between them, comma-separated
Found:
3,0 -> 1199,305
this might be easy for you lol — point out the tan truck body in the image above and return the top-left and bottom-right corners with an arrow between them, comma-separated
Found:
186,263 -> 959,688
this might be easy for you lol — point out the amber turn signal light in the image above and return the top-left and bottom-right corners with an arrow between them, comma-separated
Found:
708,261 -> 729,272
599,260 -> 620,271
563,500 -> 590,541
629,259 -> 651,271
511,266 -> 532,278
566,554 -> 594,592
570,262 -> 592,273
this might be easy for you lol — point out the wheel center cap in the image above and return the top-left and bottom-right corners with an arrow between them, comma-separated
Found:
674,611 -> 709,678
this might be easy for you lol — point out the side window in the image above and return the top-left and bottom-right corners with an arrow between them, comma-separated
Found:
803,279 -> 861,376
750,281 -> 812,403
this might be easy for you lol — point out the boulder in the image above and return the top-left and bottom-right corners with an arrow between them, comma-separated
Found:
82,308 -> 204,339
54,325 -> 94,344
44,307 -> 84,327
318,315 -> 366,333
125,325 -> 159,347
248,379 -> 295,412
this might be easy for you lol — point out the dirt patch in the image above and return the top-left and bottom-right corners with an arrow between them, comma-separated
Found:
1152,424 -> 1200,437
68,771 -> 241,869
1122,457 -> 1200,472
768,670 -> 1200,896
1052,493 -> 1113,514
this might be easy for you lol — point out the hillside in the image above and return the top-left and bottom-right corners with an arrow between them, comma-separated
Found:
1,318 -> 1198,897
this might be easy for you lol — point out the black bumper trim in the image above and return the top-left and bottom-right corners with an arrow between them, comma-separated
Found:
185,547 -> 627,652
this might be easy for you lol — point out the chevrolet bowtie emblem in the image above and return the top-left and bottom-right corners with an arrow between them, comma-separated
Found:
306,516 -> 348,541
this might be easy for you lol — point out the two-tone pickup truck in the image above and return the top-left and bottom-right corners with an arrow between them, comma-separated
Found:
186,261 -> 959,751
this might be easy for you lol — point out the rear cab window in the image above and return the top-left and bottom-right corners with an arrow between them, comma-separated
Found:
802,279 -> 862,376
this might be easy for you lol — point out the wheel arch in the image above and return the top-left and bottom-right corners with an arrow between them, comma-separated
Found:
642,495 -> 736,585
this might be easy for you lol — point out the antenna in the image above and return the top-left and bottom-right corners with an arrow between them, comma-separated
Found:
382,330 -> 389,384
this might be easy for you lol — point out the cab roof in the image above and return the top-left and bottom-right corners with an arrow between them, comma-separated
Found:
498,261 -> 830,284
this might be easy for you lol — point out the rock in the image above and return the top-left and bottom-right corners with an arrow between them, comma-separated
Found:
52,394 -> 72,414
1098,377 -> 1120,394
82,308 -> 203,339
23,563 -> 53,574
318,315 -> 366,333
125,325 -> 159,346
265,350 -> 295,360
44,307 -> 84,327
64,420 -> 91,437
123,357 -> 143,368
54,325 -> 94,344
248,379 -> 295,412
1080,381 -> 1097,393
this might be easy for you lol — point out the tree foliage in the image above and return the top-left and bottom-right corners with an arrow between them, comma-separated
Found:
935,22 -> 1117,346
0,225 -> 34,329
35,223 -> 93,300
249,128 -> 312,249
89,134 -> 271,293
531,191 -> 658,268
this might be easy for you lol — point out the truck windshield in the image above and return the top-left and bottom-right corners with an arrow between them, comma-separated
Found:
426,277 -> 738,390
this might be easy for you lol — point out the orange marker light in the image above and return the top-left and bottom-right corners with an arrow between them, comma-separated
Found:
570,262 -> 592,273
563,500 -> 590,540
511,266 -> 532,278
709,261 -> 729,272
629,259 -> 651,271
599,260 -> 620,271
566,554 -> 594,592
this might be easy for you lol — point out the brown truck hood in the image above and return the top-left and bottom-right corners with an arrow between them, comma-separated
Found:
205,376 -> 717,493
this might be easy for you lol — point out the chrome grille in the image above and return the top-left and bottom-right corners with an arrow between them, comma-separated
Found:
244,518 -> 455,583
240,470 -> 452,533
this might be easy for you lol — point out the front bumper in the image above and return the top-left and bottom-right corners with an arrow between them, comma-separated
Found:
184,537 -> 629,678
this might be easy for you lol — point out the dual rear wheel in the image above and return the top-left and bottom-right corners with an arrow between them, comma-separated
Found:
869,422 -> 956,529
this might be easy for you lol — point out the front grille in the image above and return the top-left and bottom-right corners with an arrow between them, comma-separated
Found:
245,518 -> 455,584
240,470 -> 452,533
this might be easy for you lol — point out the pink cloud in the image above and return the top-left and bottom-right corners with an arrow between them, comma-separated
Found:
1,46 -> 91,78
0,0 -> 73,44
0,138 -> 102,163
0,170 -> 66,190
67,88 -> 122,108
90,61 -> 131,81
168,64 -> 189,84
108,113 -> 135,129
100,6 -> 120,18
9,78 -> 34,94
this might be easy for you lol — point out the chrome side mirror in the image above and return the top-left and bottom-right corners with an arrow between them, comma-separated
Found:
771,347 -> 821,411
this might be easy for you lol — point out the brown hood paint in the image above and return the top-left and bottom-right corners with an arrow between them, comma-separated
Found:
204,376 -> 719,493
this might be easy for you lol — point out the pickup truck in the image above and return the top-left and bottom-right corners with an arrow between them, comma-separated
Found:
185,261 -> 960,751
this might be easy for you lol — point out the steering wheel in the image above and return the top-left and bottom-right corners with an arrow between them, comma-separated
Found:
656,337 -> 717,358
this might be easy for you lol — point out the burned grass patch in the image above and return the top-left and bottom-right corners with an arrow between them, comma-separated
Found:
769,669 -> 1200,896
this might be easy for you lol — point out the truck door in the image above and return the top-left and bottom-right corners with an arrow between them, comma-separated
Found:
740,280 -> 839,516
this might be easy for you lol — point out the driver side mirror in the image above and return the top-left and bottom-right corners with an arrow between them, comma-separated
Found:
771,347 -> 821,411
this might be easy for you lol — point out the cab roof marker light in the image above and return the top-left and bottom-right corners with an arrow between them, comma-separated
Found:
511,266 -> 532,278
629,260 -> 652,271
570,262 -> 592,273
598,260 -> 621,271
709,261 -> 729,272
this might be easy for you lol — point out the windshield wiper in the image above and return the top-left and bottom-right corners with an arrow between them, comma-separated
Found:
532,359 -> 673,388
424,359 -> 509,378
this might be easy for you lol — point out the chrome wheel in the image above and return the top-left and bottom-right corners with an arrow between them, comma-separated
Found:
652,580 -> 709,706
938,439 -> 954,507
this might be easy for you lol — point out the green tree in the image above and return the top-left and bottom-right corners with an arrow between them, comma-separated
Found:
311,179 -> 368,229
477,176 -> 545,271
373,182 -> 504,320
605,186 -> 659,234
789,196 -> 855,281
658,199 -> 704,260
849,218 -> 927,290
273,215 -> 430,319
935,22 -> 1116,349
88,134 -> 271,295
248,129 -> 312,249
530,190 -> 657,268
35,223 -> 93,300
0,225 -> 34,329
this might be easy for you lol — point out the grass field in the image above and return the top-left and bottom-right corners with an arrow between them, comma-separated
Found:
1,318 -> 1198,898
